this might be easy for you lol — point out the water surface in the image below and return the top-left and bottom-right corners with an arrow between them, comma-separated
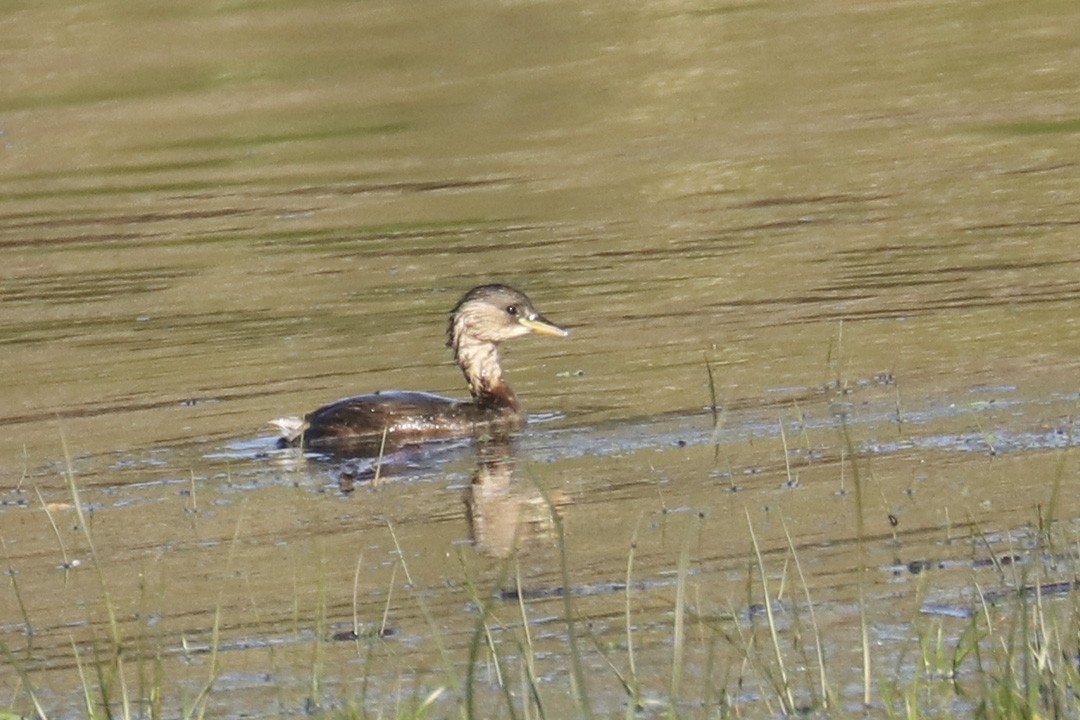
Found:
2,0 -> 1079,716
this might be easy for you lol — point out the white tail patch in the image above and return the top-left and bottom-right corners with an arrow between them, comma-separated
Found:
269,416 -> 307,442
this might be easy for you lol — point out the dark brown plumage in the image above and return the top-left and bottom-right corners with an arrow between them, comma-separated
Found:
272,284 -> 567,455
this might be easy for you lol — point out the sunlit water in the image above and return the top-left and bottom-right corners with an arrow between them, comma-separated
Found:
2,0 -> 1079,716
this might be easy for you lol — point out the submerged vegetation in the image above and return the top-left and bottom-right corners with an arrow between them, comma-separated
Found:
2,430 -> 1078,720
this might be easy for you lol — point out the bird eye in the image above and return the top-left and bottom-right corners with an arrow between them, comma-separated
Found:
506,305 -> 519,316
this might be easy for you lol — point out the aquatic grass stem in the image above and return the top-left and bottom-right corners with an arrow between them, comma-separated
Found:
416,687 -> 447,717
134,560 -> 159,720
372,427 -> 389,486
188,509 -> 245,720
699,623 -> 721,718
705,354 -> 729,465
540,483 -> 593,719
60,433 -> 119,641
1041,415 -> 1073,548
309,553 -> 328,712
582,626 -> 639,712
840,420 -> 871,707
970,412 -> 997,456
70,636 -> 97,720
745,510 -> 795,714
780,517 -> 830,709
459,547 -> 515,720
351,552 -> 364,641
893,377 -> 904,436
792,400 -> 812,456
723,592 -> 779,716
1,537 -> 33,640
970,517 -> 1008,580
0,637 -> 49,719
385,520 -> 462,700
670,519 -> 692,706
512,557 -> 546,720
824,319 -> 845,387
380,561 -> 397,639
704,353 -> 718,423
187,469 -> 198,515
32,480 -> 72,569
624,516 -> 643,709
60,429 -> 135,720
187,599 -> 223,720
779,414 -> 794,486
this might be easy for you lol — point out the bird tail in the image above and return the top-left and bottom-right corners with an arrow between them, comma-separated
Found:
269,416 -> 307,443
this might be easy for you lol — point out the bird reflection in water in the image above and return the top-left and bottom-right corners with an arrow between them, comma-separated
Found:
328,440 -> 572,559
464,441 -> 572,559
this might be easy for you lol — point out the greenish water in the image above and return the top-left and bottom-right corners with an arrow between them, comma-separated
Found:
2,0 -> 1079,716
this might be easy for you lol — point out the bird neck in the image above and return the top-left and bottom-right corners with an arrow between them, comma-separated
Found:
453,337 -> 522,412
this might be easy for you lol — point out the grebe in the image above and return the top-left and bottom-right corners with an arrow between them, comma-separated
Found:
272,284 -> 567,455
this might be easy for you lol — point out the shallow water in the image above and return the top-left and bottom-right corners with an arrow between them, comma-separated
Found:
2,0 -> 1080,716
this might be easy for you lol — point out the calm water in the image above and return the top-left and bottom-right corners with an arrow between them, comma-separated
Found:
2,0 -> 1080,716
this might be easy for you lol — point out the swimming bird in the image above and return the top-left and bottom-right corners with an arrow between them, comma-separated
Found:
272,284 -> 568,455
